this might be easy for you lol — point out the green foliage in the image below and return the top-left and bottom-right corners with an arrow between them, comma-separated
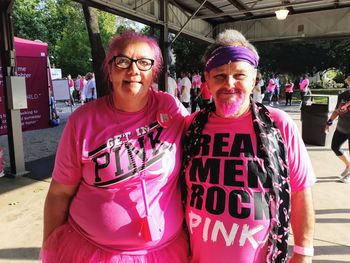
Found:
115,17 -> 141,34
256,39 -> 350,76
54,1 -> 92,77
98,10 -> 117,48
12,2 -> 350,81
324,69 -> 338,80
171,36 -> 206,76
141,26 -> 207,76
12,0 -> 116,77
333,71 -> 345,84
12,0 -> 48,41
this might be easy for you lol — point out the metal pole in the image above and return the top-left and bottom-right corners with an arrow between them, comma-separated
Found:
159,0 -> 169,92
0,0 -> 28,176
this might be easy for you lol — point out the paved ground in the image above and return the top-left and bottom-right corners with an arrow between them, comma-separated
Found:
0,102 -> 349,263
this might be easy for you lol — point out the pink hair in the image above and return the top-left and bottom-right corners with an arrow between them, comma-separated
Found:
103,31 -> 163,92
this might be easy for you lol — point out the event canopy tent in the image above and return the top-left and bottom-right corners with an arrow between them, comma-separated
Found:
0,37 -> 50,135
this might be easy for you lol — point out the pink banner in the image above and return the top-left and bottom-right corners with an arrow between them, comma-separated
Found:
0,38 -> 50,135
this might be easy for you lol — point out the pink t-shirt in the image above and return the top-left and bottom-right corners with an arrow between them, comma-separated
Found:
200,82 -> 211,100
299,79 -> 309,92
285,83 -> 294,93
267,79 -> 276,92
53,89 -> 189,253
184,107 -> 315,263
192,74 -> 202,89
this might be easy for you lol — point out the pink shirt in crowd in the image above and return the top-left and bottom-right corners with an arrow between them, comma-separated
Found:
200,82 -> 212,100
192,74 -> 202,89
285,82 -> 294,93
184,107 -> 315,263
299,79 -> 309,92
53,89 -> 189,253
267,79 -> 276,92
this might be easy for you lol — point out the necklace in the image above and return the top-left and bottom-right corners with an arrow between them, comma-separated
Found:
113,96 -> 161,241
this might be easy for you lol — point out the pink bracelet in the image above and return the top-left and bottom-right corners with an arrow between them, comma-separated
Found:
293,245 -> 314,256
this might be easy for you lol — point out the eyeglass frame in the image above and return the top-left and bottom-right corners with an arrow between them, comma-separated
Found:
109,55 -> 155,71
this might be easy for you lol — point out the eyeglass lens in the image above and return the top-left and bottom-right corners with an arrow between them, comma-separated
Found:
113,56 -> 153,71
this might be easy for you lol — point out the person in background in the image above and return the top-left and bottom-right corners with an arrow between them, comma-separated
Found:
180,71 -> 191,109
299,74 -> 310,102
196,75 -> 211,109
49,89 -> 59,126
265,74 -> 276,106
252,70 -> 264,103
42,31 -> 190,263
79,75 -> 87,104
273,74 -> 280,105
182,29 -> 316,263
84,72 -> 97,102
166,71 -> 178,98
177,78 -> 182,99
191,71 -> 202,113
67,74 -> 75,106
74,75 -> 82,102
284,79 -> 294,106
325,75 -> 350,183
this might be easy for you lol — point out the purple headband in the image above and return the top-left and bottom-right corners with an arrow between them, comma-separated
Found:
205,45 -> 259,72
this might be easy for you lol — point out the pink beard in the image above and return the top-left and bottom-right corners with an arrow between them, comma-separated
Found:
215,88 -> 244,117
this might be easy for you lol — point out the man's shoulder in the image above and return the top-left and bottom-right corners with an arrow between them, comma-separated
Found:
266,106 -> 292,125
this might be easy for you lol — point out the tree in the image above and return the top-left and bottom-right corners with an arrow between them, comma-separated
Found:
171,36 -> 206,76
12,0 -> 116,84
13,1 -> 350,84
12,0 -> 48,41
255,39 -> 350,76
82,5 -> 107,97
141,26 -> 207,77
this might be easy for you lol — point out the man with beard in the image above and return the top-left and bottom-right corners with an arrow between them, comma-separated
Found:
182,29 -> 316,263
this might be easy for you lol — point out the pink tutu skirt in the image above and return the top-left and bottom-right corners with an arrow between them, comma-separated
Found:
40,223 -> 190,263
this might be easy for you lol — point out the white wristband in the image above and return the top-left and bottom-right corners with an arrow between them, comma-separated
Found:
293,245 -> 314,256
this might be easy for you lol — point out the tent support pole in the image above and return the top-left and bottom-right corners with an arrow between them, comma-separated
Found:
0,0 -> 28,177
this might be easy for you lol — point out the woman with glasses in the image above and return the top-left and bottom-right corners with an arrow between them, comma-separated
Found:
41,31 -> 190,262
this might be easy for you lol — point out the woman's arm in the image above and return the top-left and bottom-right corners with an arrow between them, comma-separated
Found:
325,107 -> 339,133
43,179 -> 79,244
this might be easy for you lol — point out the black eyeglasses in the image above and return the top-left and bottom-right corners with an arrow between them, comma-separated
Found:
110,56 -> 154,71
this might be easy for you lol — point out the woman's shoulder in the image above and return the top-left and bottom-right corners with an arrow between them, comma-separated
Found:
152,89 -> 189,117
152,89 -> 180,105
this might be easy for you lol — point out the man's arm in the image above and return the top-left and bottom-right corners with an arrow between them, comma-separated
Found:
289,187 -> 315,263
